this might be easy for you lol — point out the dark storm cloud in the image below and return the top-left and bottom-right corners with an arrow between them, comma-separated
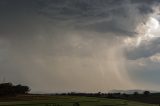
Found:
126,38 -> 160,60
130,0 -> 160,4
138,4 -> 154,14
130,0 -> 160,14
0,0 -> 155,38
0,0 -> 158,38
36,0 -> 144,36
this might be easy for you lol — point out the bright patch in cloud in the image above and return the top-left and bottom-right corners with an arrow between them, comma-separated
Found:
124,15 -> 160,47
150,53 -> 160,63
136,16 -> 160,46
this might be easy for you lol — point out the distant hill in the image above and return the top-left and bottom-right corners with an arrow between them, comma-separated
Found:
109,89 -> 159,94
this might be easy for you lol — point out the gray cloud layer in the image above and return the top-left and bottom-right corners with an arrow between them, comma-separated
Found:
0,0 -> 158,38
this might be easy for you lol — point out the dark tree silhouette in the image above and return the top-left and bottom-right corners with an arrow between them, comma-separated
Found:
134,91 -> 139,96
14,84 -> 30,94
0,83 -> 30,96
143,91 -> 150,96
0,83 -> 14,96
73,102 -> 80,106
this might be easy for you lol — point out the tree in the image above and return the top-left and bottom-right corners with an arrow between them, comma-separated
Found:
133,91 -> 139,96
73,102 -> 80,106
0,82 -> 30,96
143,91 -> 150,96
14,84 -> 30,94
0,83 -> 14,96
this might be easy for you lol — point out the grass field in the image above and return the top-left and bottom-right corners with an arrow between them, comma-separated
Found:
0,95 -> 158,106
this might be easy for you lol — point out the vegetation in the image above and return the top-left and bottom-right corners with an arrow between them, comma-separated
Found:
0,83 -> 30,96
0,95 -> 157,106
0,82 -> 160,105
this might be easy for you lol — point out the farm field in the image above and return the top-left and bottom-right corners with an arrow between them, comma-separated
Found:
0,95 -> 158,106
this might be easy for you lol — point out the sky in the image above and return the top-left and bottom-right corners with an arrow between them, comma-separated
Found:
0,0 -> 160,93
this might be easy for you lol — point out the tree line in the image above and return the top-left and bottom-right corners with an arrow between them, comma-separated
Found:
0,82 -> 151,100
0,83 -> 30,96
54,91 -> 151,97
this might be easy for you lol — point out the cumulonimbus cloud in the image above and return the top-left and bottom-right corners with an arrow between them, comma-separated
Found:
0,0 -> 160,92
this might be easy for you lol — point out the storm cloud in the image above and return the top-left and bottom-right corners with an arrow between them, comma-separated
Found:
0,0 -> 160,92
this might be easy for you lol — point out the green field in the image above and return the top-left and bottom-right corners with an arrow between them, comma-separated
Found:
0,95 -> 158,106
